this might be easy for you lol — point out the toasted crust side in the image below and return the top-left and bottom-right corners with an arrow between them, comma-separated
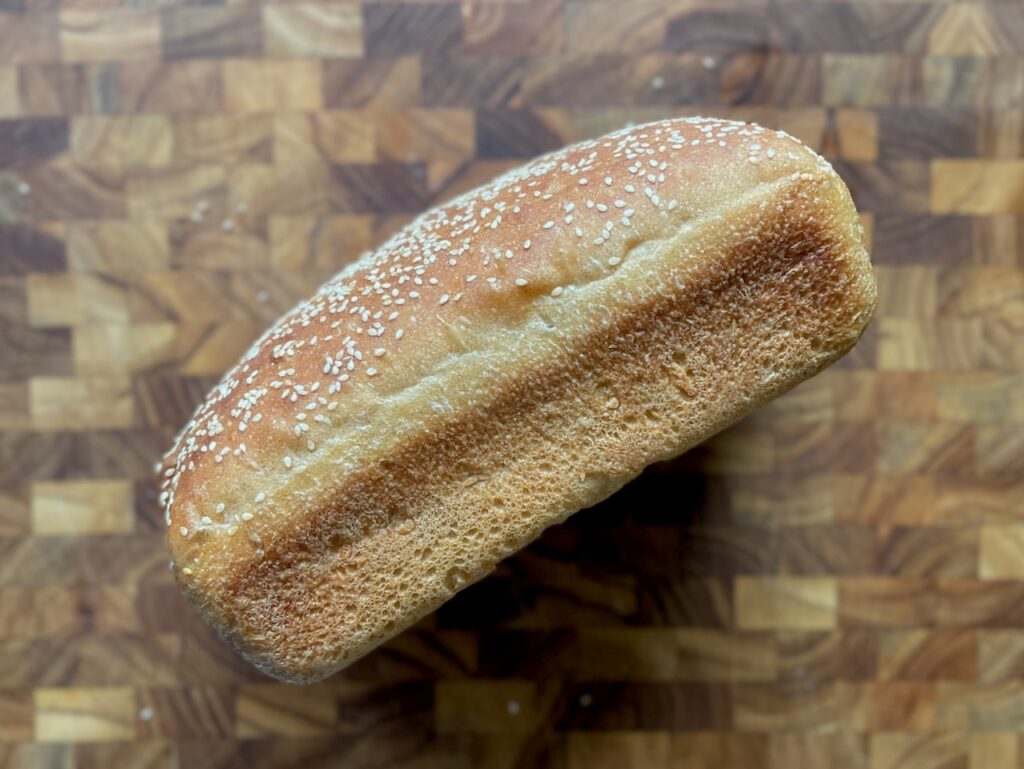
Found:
160,118 -> 876,682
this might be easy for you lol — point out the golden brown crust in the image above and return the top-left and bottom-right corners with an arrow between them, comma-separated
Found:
159,118 -> 876,682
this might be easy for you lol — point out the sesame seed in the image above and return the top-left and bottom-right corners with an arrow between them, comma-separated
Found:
179,527 -> 188,537
373,348 -> 386,357
367,367 -> 377,376
551,286 -> 564,297
201,516 -> 212,525
523,239 -> 532,250
241,512 -> 254,521
543,221 -> 554,229
608,256 -> 621,266
283,456 -> 292,469
515,278 -> 528,287
255,492 -> 266,503
579,178 -> 588,185
215,503 -> 225,513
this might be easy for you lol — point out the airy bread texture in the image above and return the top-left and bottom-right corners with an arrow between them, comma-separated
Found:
159,117 -> 876,683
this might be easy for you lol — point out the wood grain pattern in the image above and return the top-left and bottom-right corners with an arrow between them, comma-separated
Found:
0,0 -> 1021,766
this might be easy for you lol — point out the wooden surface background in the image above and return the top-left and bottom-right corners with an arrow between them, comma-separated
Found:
1,0 -> 1023,767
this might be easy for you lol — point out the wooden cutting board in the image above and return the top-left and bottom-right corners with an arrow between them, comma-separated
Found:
1,1 -> 1022,767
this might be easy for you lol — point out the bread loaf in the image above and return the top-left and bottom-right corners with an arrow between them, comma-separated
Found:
159,117 -> 876,683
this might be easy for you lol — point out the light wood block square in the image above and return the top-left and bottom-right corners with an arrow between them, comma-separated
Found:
263,4 -> 363,58
735,577 -> 838,631
34,688 -> 134,743
223,60 -> 321,111
932,160 -> 1024,214
870,731 -> 967,769
970,734 -> 1020,769
31,479 -> 133,535
29,376 -> 134,431
27,273 -> 133,328
66,221 -> 170,274
71,116 -> 173,170
980,525 -> 1024,579
0,66 -> 17,117
274,111 -> 375,166
60,10 -> 161,62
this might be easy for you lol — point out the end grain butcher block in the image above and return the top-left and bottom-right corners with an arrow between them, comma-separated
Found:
0,0 -> 1022,767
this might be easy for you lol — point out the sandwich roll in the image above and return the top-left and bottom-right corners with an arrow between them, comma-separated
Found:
159,117 -> 876,683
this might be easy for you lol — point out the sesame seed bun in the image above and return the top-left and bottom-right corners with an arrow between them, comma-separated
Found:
160,117 -> 876,683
